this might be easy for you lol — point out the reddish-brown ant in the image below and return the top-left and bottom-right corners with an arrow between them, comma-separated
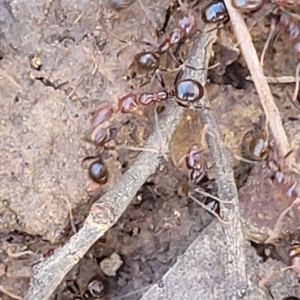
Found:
83,103 -> 120,185
126,2 -> 203,87
185,144 -> 208,182
118,78 -> 205,114
179,144 -> 231,224
247,131 -> 300,202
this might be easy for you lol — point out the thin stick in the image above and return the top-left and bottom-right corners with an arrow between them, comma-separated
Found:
197,97 -> 248,298
24,27 -> 215,300
292,62 -> 300,107
61,196 -> 76,234
205,128 -> 258,165
223,0 -> 290,158
264,197 -> 300,244
246,75 -> 296,83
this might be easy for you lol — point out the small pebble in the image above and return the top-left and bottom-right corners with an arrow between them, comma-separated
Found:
100,252 -> 123,277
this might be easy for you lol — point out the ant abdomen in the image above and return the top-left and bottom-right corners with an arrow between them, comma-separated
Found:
231,0 -> 263,12
178,10 -> 199,37
174,79 -> 205,107
118,93 -> 140,114
248,134 -> 270,161
201,0 -> 229,24
91,104 -> 114,129
133,51 -> 160,72
89,158 -> 108,185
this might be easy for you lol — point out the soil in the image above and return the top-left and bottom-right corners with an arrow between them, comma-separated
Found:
0,0 -> 300,299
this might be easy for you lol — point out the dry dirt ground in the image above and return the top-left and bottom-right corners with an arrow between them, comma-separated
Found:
0,0 -> 300,299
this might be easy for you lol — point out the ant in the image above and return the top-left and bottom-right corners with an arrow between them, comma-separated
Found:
247,130 -> 300,202
118,75 -> 205,114
179,144 -> 231,223
83,103 -> 119,185
127,0 -> 227,88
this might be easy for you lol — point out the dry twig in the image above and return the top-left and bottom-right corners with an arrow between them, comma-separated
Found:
223,0 -> 290,157
24,26 -> 216,300
197,105 -> 248,298
246,75 -> 297,83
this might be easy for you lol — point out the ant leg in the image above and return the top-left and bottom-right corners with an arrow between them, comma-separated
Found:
158,4 -> 173,35
174,68 -> 184,86
193,188 -> 233,204
203,25 -> 219,33
168,48 -> 184,67
138,79 -> 152,88
194,172 -> 206,185
82,155 -> 98,164
153,69 -> 166,88
166,50 -> 220,73
260,18 -> 276,67
174,153 -> 187,168
133,39 -> 155,47
188,191 -> 230,224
